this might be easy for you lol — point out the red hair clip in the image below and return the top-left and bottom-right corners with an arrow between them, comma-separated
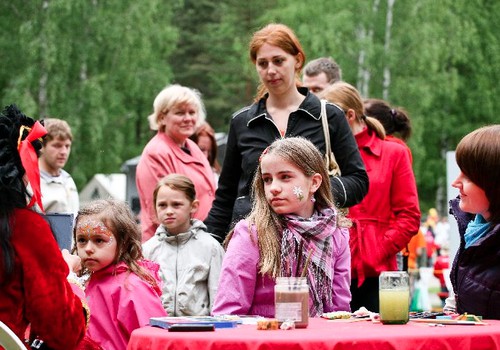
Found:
17,121 -> 47,211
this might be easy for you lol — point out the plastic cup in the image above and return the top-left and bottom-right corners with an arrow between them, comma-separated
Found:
379,271 -> 410,324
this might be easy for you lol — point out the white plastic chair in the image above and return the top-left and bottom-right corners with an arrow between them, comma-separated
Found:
0,321 -> 26,350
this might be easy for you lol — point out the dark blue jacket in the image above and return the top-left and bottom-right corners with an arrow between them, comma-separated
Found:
449,198 -> 500,319
205,88 -> 368,243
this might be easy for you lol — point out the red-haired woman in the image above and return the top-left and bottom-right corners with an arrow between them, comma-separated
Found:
205,23 -> 368,244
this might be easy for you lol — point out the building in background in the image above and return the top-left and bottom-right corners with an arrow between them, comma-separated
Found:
79,173 -> 126,205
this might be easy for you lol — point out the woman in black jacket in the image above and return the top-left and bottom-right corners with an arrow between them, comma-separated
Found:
205,23 -> 368,243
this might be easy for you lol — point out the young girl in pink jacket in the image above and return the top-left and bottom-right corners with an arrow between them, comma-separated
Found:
74,199 -> 166,350
212,137 -> 352,317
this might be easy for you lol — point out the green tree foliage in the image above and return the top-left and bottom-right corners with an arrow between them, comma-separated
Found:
264,0 -> 500,214
1,0 -> 177,187
1,0 -> 499,215
169,0 -> 277,131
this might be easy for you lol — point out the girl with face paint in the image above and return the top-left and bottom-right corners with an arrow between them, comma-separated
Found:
212,137 -> 352,318
73,199 -> 166,350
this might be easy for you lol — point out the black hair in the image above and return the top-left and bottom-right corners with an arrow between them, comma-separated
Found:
0,105 -> 43,278
364,98 -> 412,141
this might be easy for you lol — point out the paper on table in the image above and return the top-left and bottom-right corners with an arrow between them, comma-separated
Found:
411,318 -> 488,326
326,317 -> 371,323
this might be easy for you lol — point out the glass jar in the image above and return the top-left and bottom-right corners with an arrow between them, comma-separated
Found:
379,271 -> 410,324
274,277 -> 309,328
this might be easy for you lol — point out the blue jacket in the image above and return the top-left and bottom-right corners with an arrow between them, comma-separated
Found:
449,198 -> 500,319
205,88 -> 368,242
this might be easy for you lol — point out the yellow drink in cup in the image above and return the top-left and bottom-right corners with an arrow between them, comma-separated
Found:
379,271 -> 410,324
379,288 -> 410,324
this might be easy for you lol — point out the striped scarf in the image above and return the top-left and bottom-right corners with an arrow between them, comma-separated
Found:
280,207 -> 336,316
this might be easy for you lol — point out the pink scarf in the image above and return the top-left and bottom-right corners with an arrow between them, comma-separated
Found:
280,207 -> 337,315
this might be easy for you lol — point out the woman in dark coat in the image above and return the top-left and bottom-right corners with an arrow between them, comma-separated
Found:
204,23 -> 368,243
445,125 -> 500,319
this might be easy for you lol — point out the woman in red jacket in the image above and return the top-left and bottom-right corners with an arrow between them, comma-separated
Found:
321,82 -> 421,312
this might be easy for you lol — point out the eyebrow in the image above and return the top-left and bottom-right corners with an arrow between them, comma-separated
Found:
76,232 -> 110,238
262,170 -> 293,176
158,198 -> 185,203
257,54 -> 285,61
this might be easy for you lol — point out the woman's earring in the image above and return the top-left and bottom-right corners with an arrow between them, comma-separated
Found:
310,195 -> 316,203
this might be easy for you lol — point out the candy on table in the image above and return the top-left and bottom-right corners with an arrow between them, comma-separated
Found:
256,318 -> 279,330
321,311 -> 352,320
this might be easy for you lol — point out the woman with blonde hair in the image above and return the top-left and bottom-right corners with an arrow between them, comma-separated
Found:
137,84 -> 216,242
320,82 -> 421,312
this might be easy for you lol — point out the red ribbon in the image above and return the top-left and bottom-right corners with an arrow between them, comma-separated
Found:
17,121 -> 47,212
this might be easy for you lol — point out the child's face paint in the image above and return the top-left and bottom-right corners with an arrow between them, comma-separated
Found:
260,154 -> 320,218
293,186 -> 304,201
75,216 -> 117,272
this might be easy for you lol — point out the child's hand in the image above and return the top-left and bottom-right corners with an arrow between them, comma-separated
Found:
62,249 -> 82,273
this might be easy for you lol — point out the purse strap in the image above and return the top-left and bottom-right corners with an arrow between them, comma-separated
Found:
320,100 -> 342,177
319,100 -> 348,210
320,99 -> 331,156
